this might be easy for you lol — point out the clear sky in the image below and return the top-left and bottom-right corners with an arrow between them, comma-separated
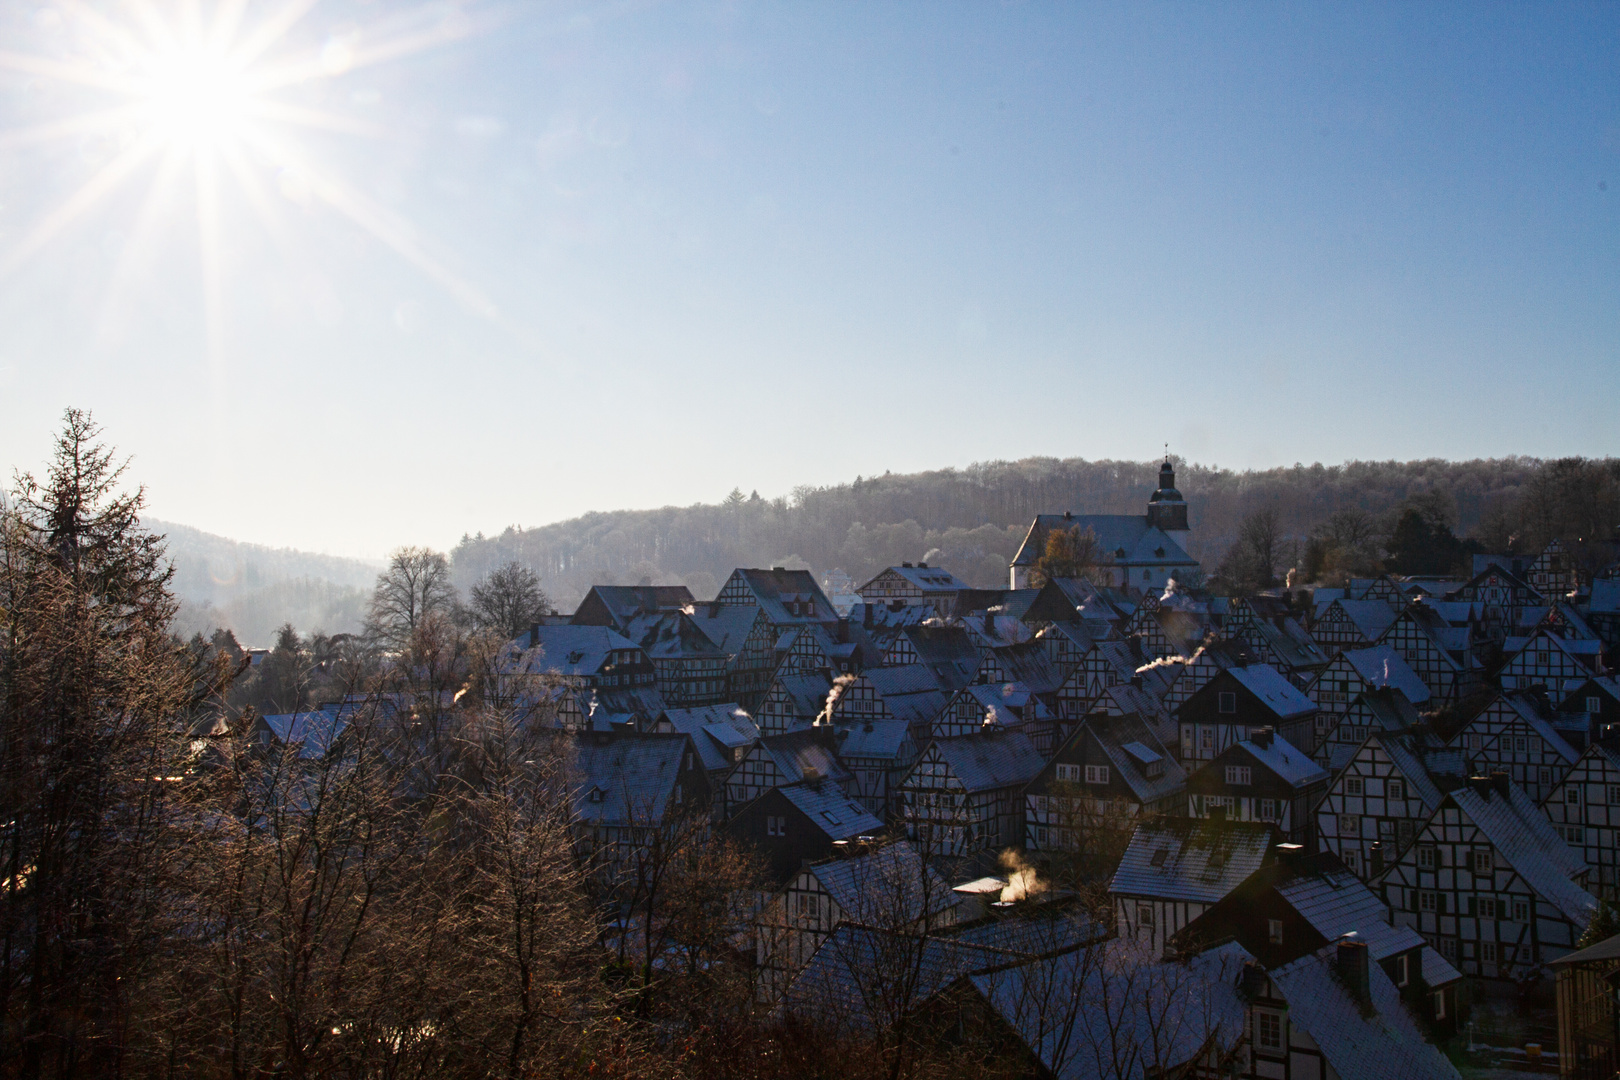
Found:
1,1 -> 1615,558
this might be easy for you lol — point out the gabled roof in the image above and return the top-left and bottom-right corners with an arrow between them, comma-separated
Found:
571,585 -> 696,630
622,611 -> 725,659
1011,513 -> 1199,570
807,841 -> 954,926
1226,664 -> 1317,720
570,733 -> 693,825
509,624 -> 639,677
893,625 -> 981,690
658,703 -> 759,772
829,716 -> 912,760
1111,818 -> 1277,904
767,672 -> 834,719
1590,578 -> 1620,615
1373,731 -> 1466,809
778,783 -> 885,841
1233,734 -> 1328,789
259,707 -> 345,759
686,603 -> 762,654
970,939 -> 1253,1080
1447,781 -> 1597,925
722,568 -> 837,625
758,728 -> 853,787
1272,859 -> 1430,966
926,731 -> 1045,794
1084,715 -> 1186,805
1338,646 -> 1432,706
1326,598 -> 1400,640
1499,694 -> 1581,764
1268,945 -> 1461,1080
858,564 -> 969,595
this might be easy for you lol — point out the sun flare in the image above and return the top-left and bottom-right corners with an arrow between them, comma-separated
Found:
136,44 -> 258,151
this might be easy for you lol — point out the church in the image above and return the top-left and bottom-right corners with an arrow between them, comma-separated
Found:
1008,458 -> 1200,595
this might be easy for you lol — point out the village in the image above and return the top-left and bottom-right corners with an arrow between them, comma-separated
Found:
252,459 -> 1620,1079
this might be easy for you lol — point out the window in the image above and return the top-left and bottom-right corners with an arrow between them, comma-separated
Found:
1441,937 -> 1457,960
1564,825 -> 1586,844
1481,941 -> 1497,964
1567,786 -> 1582,804
1395,953 -> 1410,987
1343,850 -> 1359,873
1225,765 -> 1253,786
1218,692 -> 1237,714
1514,737 -> 1528,753
1433,990 -> 1447,1020
1539,767 -> 1552,786
1610,786 -> 1620,806
1201,729 -> 1214,750
1513,900 -> 1530,923
1339,814 -> 1358,836
1473,849 -> 1493,875
766,815 -> 785,837
1055,763 -> 1080,783
1388,779 -> 1405,801
1268,918 -> 1284,945
795,893 -> 817,918
1260,798 -> 1277,820
1536,652 -> 1549,667
1257,1011 -> 1282,1050
1419,846 -> 1439,870
1478,897 -> 1498,919
1588,696 -> 1602,714
1419,891 -> 1439,913
1085,764 -> 1110,785
1137,902 -> 1155,929
1346,777 -> 1364,796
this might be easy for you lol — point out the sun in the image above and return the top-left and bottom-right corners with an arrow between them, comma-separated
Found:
0,0 -> 497,358
135,42 -> 258,151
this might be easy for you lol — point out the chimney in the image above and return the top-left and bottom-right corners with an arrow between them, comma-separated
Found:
1240,960 -> 1267,1000
1252,726 -> 1274,749
1130,674 -> 1143,689
863,604 -> 874,630
528,624 -> 540,649
838,616 -> 850,644
1368,841 -> 1384,879
1275,842 -> 1304,862
902,561 -> 913,568
984,611 -> 995,636
918,561 -> 928,569
1336,935 -> 1371,1007
1491,770 -> 1510,798
1469,775 -> 1493,799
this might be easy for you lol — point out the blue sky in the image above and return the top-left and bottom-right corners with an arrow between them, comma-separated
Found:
0,1 -> 1615,557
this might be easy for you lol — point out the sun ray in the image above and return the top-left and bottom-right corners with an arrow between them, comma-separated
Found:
0,136 -> 164,276
0,50 -> 140,94
95,146 -> 193,345
0,107 -> 144,150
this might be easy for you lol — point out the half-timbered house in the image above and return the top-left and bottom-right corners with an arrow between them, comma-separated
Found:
1452,691 -> 1580,803
1542,743 -> 1620,901
1310,687 -> 1426,774
894,730 -> 1045,858
1304,643 -> 1430,732
653,703 -> 759,816
724,727 -> 853,813
821,678 -> 920,815
569,730 -> 712,866
1176,664 -> 1317,767
1185,728 -> 1328,846
1309,598 -> 1400,656
879,623 -> 981,689
856,563 -> 969,617
1109,816 -> 1278,958
622,611 -> 731,706
1315,729 -> 1467,880
756,671 -> 832,736
1382,774 -> 1598,980
1498,626 -> 1606,695
1173,849 -> 1465,1031
1586,578 -> 1620,650
570,584 -> 696,632
1024,714 -> 1186,858
1224,596 -> 1330,689
1376,602 -> 1479,705
726,780 -> 886,884
1448,563 -> 1546,628
754,841 -> 955,1002
1086,677 -> 1178,752
1528,539 -> 1582,599
1559,675 -> 1620,748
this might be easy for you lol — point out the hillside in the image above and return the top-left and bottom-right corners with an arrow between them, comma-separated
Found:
449,455 -> 1595,611
150,518 -> 380,646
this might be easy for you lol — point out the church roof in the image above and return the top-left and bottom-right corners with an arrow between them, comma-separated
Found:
1011,514 -> 1197,570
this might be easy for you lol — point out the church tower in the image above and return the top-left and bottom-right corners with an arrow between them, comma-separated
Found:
1146,458 -> 1190,541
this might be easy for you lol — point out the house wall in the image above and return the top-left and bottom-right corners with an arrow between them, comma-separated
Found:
1543,753 -> 1620,901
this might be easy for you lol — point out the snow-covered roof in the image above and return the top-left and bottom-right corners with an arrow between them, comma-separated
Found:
1111,818 -> 1276,904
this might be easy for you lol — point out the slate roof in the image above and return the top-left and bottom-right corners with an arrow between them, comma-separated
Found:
1011,514 -> 1199,571
1268,944 -> 1462,1080
993,640 -> 1068,694
778,783 -> 885,841
1239,734 -> 1328,789
658,703 -> 759,772
893,625 -> 981,690
808,842 -> 955,927
1228,664 -> 1317,720
830,716 -> 912,761
858,564 -> 969,595
970,939 -> 1253,1080
768,673 -> 835,721
1498,694 -> 1581,764
1447,781 -> 1598,926
1374,732 -> 1466,810
1329,599 -> 1400,641
865,665 -> 951,725
951,683 -> 1029,729
260,708 -> 345,759
926,731 -> 1046,794
1339,646 -> 1432,706
688,603 -> 763,655
1273,861 -> 1434,968
623,611 -> 725,659
1550,930 -> 1620,967
570,733 -> 692,825
1111,818 -> 1277,904
1590,579 -> 1620,615
725,568 -> 838,625
509,624 -> 639,677
572,585 -> 696,630
1085,715 -> 1186,805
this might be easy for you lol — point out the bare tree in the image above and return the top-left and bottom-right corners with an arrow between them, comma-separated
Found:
366,546 -> 456,649
468,561 -> 552,640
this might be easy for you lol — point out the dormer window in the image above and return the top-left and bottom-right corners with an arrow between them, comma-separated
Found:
1218,692 -> 1237,715
588,787 -> 604,803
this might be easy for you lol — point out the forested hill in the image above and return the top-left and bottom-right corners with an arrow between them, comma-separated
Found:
449,456 -> 1570,610
149,518 -> 381,646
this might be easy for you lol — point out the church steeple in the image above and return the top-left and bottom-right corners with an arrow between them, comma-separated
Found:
1146,455 -> 1188,534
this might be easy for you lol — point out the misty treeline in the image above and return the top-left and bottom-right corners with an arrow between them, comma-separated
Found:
0,412 -> 1030,1080
451,456 -> 1620,609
